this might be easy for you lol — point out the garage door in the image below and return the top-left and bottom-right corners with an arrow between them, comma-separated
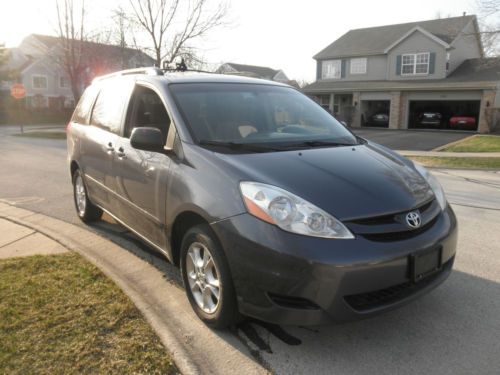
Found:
408,100 -> 480,131
361,100 -> 390,128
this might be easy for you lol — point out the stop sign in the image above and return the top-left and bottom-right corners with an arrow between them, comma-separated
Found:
11,83 -> 26,100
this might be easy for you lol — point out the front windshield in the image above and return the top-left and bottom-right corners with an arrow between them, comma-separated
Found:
169,83 -> 358,149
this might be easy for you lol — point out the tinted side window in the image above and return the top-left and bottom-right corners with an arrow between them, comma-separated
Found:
90,79 -> 132,134
71,85 -> 98,124
125,86 -> 170,144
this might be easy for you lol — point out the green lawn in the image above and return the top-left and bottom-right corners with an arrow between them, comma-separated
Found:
13,131 -> 66,140
410,156 -> 500,170
0,253 -> 177,374
441,135 -> 500,152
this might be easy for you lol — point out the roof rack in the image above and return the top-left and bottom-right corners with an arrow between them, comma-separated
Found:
93,67 -> 164,82
161,58 -> 215,75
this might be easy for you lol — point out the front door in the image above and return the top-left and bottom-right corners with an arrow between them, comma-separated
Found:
113,84 -> 172,247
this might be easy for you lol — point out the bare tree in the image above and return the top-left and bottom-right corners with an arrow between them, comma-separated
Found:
111,6 -> 131,69
475,0 -> 500,56
0,43 -> 9,81
128,0 -> 229,67
55,0 -> 87,102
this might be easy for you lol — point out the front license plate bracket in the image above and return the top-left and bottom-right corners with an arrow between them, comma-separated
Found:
410,247 -> 442,282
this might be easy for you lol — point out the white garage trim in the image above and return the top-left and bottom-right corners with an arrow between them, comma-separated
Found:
360,92 -> 392,100
406,91 -> 482,101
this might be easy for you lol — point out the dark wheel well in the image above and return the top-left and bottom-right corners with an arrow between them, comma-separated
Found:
70,161 -> 79,178
171,212 -> 208,267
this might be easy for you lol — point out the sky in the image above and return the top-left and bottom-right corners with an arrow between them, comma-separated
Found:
0,0 -> 482,82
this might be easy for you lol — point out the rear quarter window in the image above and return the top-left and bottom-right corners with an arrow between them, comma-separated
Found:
71,85 -> 99,125
90,79 -> 133,134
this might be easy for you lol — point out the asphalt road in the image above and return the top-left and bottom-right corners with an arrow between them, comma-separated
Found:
1,125 -> 499,374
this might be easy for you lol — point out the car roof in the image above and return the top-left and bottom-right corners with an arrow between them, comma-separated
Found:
93,68 -> 291,88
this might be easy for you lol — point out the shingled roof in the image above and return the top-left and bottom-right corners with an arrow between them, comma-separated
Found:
29,34 -> 154,63
314,15 -> 476,59
222,63 -> 279,79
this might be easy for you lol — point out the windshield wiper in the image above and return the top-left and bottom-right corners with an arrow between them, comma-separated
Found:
198,140 -> 283,152
283,140 -> 356,149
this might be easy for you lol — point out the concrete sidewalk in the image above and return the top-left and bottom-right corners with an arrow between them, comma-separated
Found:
0,218 -> 68,259
396,150 -> 500,158
0,203 -> 267,375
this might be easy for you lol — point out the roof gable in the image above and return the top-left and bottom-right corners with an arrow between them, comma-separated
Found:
384,26 -> 450,53
314,15 -> 475,60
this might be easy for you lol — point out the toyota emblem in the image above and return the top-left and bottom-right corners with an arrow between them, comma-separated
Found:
406,211 -> 422,229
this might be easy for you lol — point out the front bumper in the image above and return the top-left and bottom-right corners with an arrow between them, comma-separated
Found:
211,205 -> 457,326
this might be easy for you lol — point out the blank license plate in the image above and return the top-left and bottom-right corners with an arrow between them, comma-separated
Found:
411,247 -> 442,282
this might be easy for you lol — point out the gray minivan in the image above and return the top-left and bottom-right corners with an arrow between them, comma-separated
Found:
67,68 -> 457,328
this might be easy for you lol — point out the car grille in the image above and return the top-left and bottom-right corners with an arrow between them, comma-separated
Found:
346,199 -> 440,242
344,257 -> 453,312
361,216 -> 439,242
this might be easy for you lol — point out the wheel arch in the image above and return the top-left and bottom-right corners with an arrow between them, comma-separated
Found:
169,210 -> 213,267
70,160 -> 80,179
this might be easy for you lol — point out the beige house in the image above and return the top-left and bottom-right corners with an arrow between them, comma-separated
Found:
1,34 -> 154,112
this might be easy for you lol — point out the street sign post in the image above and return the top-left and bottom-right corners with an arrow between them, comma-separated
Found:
10,83 -> 26,134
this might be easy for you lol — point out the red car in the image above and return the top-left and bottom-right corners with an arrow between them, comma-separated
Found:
449,115 -> 476,130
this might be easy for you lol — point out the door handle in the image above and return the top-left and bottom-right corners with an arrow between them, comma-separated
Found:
117,147 -> 127,159
106,142 -> 114,152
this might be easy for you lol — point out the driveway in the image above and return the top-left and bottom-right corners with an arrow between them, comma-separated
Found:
352,128 -> 473,151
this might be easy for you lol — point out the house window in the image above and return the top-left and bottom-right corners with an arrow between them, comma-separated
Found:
333,95 -> 340,114
322,60 -> 341,79
316,95 -> 331,111
32,75 -> 48,89
401,52 -> 430,75
350,58 -> 367,74
59,76 -> 70,88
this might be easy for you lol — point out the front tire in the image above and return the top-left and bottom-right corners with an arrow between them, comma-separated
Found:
180,224 -> 238,329
72,169 -> 102,223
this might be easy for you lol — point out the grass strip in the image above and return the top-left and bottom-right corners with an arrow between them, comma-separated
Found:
441,135 -> 500,152
410,156 -> 500,169
13,131 -> 66,140
0,253 -> 177,374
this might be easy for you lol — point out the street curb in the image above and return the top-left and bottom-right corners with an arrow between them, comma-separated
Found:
0,203 -> 267,375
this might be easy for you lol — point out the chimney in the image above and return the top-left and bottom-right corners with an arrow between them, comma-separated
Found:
462,11 -> 466,16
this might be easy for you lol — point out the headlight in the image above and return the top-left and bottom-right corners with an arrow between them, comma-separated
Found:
239,181 -> 354,239
414,164 -> 447,210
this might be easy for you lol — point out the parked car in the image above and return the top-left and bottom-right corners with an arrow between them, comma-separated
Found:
367,112 -> 389,127
67,68 -> 457,328
417,112 -> 442,127
449,115 -> 476,130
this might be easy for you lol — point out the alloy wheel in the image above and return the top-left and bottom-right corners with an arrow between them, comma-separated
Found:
74,174 -> 87,216
185,242 -> 221,314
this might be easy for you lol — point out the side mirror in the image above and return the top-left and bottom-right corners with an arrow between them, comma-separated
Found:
130,127 -> 165,152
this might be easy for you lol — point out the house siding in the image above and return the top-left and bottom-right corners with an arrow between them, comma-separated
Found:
21,58 -> 72,99
448,20 -> 482,74
345,55 -> 387,81
387,31 -> 447,80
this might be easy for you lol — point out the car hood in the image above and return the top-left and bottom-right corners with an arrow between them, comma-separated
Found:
214,143 -> 433,220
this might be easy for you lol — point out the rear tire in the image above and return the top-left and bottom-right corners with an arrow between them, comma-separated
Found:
72,169 -> 102,223
180,224 -> 239,329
